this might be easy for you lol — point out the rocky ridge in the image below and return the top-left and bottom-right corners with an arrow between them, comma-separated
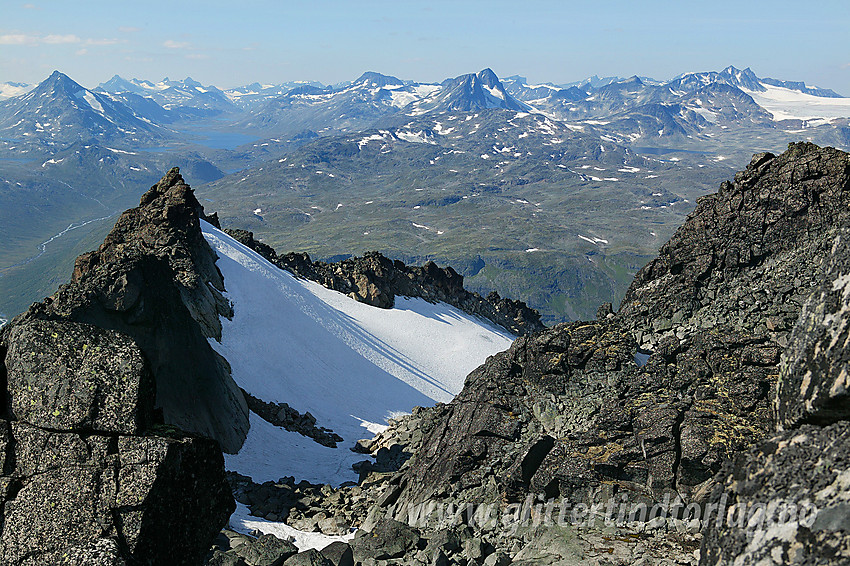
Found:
225,229 -> 544,336
276,143 -> 849,566
0,168 -> 237,564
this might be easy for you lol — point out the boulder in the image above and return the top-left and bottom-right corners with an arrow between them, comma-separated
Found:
233,533 -> 298,566
4,318 -> 154,434
349,518 -> 421,561
320,541 -> 354,566
0,421 -> 234,565
283,549 -> 333,566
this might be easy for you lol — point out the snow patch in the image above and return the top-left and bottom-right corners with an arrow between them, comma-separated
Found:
201,223 -> 514,485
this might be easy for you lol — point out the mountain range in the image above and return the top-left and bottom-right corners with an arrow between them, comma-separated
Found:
1,65 -> 849,326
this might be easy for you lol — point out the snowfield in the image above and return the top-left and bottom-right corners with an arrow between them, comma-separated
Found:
201,222 -> 516,488
744,84 -> 850,120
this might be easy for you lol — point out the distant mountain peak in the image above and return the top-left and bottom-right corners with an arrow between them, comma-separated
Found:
477,68 -> 501,87
353,71 -> 404,87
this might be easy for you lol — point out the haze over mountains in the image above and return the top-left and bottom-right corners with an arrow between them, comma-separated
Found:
1,64 -> 848,323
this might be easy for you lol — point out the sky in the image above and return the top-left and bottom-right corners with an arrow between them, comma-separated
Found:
1,0 -> 849,95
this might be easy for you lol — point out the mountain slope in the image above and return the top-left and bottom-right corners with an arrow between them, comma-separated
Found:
0,71 -> 172,147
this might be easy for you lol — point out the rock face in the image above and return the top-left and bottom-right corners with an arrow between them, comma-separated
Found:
620,143 -> 850,350
0,168 -> 237,565
226,229 -> 544,336
700,224 -> 850,563
14,167 -> 249,453
776,228 -> 850,429
350,144 -> 850,563
4,318 -> 155,434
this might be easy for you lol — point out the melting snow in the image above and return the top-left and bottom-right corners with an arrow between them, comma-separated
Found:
396,130 -> 435,144
80,90 -> 105,114
230,502 -> 354,551
578,235 -> 609,245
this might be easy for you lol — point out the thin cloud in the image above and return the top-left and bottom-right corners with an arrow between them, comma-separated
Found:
0,34 -> 38,45
186,53 -> 209,60
21,3 -> 39,9
43,34 -> 81,44
163,39 -> 191,49
75,48 -> 88,56
0,33 -> 119,46
118,26 -> 141,33
85,38 -> 120,46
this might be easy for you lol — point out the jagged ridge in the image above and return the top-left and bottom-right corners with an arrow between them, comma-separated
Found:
225,228 -> 544,336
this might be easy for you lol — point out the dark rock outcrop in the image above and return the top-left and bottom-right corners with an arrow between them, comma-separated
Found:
10,167 -> 249,453
361,144 -> 850,562
0,168 -> 237,564
241,389 -> 343,448
620,143 -> 850,350
279,251 -> 544,336
226,228 -> 543,336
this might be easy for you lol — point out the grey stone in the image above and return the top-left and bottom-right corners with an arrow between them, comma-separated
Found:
349,518 -> 421,561
320,541 -> 354,566
284,549 -> 333,566
701,422 -> 850,565
777,228 -> 850,428
235,533 -> 298,566
0,421 -> 234,565
5,318 -> 154,434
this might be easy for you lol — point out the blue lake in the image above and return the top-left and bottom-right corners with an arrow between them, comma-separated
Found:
183,130 -> 258,150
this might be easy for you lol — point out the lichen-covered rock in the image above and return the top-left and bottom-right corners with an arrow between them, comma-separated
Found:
283,549 -> 333,566
233,533 -> 298,566
777,228 -> 850,429
700,422 -> 850,565
0,421 -> 234,565
4,318 -> 154,434
349,518 -> 422,561
319,541 -> 354,566
56,539 -> 127,566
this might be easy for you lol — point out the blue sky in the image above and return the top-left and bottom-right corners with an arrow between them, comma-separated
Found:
2,0 -> 849,94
